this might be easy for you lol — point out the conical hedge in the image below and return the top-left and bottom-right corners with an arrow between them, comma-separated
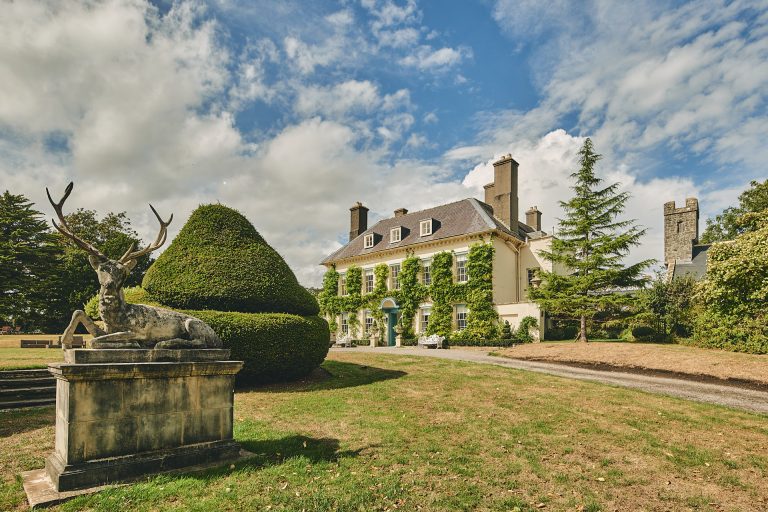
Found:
142,204 -> 319,316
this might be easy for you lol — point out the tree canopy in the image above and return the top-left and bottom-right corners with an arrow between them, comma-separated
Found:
529,139 -> 652,342
701,179 -> 768,243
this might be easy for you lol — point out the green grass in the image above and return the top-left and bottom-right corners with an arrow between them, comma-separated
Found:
0,347 -> 63,370
1,352 -> 766,511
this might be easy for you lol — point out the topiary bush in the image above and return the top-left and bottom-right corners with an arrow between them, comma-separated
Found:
143,204 -> 318,316
188,310 -> 329,384
631,325 -> 656,342
139,203 -> 329,384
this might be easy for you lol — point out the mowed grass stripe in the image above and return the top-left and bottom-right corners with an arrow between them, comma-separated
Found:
1,352 -> 765,511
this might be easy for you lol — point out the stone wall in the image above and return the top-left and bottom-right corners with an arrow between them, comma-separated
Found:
664,198 -> 699,264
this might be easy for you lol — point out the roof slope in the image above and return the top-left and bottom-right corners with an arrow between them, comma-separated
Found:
322,198 -> 533,264
672,244 -> 711,280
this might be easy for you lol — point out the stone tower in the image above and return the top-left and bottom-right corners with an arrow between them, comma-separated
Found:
663,198 -> 699,265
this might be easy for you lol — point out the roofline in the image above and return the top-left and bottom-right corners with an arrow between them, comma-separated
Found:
321,227 -> 524,267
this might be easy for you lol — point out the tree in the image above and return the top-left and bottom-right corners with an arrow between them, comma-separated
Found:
639,271 -> 696,338
529,139 -> 652,342
0,192 -> 62,330
701,179 -> 768,243
56,209 -> 153,314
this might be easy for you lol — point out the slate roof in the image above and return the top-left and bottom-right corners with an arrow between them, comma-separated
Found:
321,198 -> 535,264
671,244 -> 711,280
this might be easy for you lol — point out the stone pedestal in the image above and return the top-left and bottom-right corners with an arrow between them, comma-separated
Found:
44,349 -> 242,492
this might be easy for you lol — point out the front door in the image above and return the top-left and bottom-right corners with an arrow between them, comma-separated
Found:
387,311 -> 399,346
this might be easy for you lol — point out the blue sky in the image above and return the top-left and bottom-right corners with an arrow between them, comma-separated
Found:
1,0 -> 766,285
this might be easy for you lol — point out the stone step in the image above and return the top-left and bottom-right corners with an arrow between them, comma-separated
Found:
0,397 -> 55,410
0,386 -> 56,402
0,377 -> 55,389
0,369 -> 52,380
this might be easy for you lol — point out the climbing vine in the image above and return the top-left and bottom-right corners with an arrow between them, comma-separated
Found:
464,242 -> 498,339
320,241 -> 497,340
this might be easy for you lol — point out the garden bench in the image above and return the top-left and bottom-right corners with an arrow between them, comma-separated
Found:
418,334 -> 445,349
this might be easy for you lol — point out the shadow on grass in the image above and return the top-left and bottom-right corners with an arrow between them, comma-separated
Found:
0,406 -> 54,437
236,434 -> 371,469
238,360 -> 406,394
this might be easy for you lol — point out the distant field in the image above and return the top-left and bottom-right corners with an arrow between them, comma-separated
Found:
1,352 -> 766,511
495,341 -> 768,386
0,348 -> 63,370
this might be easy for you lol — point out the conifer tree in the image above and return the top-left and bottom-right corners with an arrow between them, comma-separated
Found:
529,139 -> 652,342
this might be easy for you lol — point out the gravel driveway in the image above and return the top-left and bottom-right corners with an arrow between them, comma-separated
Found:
335,346 -> 768,415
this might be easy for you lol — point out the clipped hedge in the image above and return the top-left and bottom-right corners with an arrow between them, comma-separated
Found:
143,204 -> 318,316
183,310 -> 329,384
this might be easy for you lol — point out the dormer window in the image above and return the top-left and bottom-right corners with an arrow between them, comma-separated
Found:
419,219 -> 433,236
390,227 -> 402,243
363,233 -> 374,248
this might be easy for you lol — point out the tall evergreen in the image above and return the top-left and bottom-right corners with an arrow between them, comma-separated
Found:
0,192 -> 62,329
529,139 -> 652,342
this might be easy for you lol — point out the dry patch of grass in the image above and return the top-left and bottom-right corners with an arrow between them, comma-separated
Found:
1,352 -> 766,511
495,342 -> 768,385
0,348 -> 63,370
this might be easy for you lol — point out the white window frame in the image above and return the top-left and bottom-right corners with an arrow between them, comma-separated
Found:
364,311 -> 374,334
456,305 -> 468,330
340,313 -> 349,334
456,254 -> 468,283
363,233 -> 374,248
364,270 -> 374,294
390,263 -> 401,290
419,219 -> 433,236
390,227 -> 402,243
422,260 -> 431,286
420,307 -> 431,333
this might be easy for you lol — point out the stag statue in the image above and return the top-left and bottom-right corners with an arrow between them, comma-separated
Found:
48,182 -> 222,350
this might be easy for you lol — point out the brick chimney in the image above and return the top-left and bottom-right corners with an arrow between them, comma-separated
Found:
349,202 -> 369,242
525,206 -> 542,231
484,154 -> 519,229
394,208 -> 408,218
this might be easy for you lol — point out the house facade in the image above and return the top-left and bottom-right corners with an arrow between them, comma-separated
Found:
320,155 -> 558,345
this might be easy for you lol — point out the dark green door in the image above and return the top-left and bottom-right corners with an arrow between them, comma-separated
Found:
387,311 -> 398,346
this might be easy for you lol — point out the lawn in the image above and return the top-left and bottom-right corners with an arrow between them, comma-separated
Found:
0,347 -> 63,370
1,352 -> 767,511
495,342 -> 768,386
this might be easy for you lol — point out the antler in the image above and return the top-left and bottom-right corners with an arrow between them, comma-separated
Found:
118,204 -> 173,263
46,182 -> 107,259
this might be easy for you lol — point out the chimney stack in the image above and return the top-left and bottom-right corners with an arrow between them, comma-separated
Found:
484,154 -> 519,229
394,208 -> 408,218
349,202 -> 369,241
526,206 -> 542,231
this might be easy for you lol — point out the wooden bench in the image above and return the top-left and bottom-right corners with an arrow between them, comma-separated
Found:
20,339 -> 54,348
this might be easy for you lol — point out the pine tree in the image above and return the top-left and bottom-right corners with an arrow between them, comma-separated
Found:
529,139 -> 652,342
0,191 -> 62,330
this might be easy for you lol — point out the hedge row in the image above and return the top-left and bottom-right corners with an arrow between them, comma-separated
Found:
189,310 -> 330,385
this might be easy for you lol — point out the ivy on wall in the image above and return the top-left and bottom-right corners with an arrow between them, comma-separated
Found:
320,241 -> 498,340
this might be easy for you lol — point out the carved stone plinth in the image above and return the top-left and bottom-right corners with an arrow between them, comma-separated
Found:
43,349 -> 242,492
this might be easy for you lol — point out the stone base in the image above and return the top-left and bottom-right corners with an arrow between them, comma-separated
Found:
46,439 -> 241,491
24,447 -> 254,508
41,348 -> 243,493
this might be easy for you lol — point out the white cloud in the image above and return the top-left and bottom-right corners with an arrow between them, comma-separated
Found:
399,46 -> 471,71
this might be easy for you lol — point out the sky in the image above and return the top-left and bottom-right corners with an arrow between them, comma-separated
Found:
1,0 -> 766,286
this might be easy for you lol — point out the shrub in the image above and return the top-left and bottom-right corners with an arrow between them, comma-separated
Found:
189,310 -> 330,385
446,338 -> 520,347
500,321 -> 513,340
516,316 -> 539,342
630,325 -> 656,342
143,204 -> 319,316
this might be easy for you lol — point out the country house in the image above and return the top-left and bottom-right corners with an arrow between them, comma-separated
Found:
320,155 -> 561,345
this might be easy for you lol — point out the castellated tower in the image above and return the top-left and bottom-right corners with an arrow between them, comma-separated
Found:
663,198 -> 699,265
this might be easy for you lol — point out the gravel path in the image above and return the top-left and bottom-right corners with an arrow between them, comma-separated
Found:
335,346 -> 768,415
